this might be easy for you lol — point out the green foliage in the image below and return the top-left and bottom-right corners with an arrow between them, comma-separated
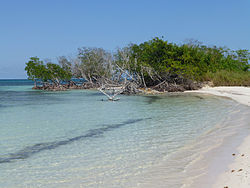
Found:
130,37 -> 249,85
25,57 -> 49,81
25,57 -> 72,85
204,70 -> 250,86
46,62 -> 72,84
25,37 -> 250,88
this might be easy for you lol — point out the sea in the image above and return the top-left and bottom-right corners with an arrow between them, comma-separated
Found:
0,79 -> 249,188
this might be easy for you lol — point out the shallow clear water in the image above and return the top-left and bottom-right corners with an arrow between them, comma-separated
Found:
0,80 -> 248,187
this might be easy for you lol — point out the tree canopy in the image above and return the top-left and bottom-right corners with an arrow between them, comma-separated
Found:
25,57 -> 72,85
25,37 -> 250,90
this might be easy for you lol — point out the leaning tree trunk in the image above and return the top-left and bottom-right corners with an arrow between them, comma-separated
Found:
141,69 -> 147,88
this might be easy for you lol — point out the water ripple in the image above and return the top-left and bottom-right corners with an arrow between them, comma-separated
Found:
0,118 -> 149,164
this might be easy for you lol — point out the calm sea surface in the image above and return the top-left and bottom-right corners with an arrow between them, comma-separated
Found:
0,79 -> 249,187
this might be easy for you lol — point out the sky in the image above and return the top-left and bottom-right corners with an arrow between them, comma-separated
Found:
0,0 -> 250,79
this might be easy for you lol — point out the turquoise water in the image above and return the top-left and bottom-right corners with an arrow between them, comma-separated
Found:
0,80 -> 248,187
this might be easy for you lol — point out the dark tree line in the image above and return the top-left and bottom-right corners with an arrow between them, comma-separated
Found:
25,37 -> 250,92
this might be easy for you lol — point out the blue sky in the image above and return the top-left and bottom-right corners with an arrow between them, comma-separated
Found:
0,0 -> 249,79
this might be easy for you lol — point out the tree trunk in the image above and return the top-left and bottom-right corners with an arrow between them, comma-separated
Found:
141,69 -> 147,88
88,73 -> 93,84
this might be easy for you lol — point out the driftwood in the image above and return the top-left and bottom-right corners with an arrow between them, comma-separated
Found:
98,85 -> 123,101
152,79 -> 202,92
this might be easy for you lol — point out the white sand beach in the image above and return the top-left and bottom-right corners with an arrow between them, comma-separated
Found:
212,135 -> 250,188
187,86 -> 250,188
187,86 -> 250,107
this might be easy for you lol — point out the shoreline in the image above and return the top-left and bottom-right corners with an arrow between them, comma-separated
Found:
186,86 -> 250,188
186,86 -> 250,107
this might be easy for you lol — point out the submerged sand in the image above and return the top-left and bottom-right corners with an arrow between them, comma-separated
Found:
187,86 -> 250,188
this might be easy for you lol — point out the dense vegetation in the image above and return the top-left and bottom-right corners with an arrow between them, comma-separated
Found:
25,57 -> 72,87
204,70 -> 250,86
25,37 -> 250,92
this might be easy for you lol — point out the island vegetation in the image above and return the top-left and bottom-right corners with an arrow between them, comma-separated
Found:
25,37 -> 250,93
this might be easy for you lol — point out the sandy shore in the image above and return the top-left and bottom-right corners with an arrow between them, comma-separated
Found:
212,135 -> 250,188
186,86 -> 250,107
187,86 -> 250,188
